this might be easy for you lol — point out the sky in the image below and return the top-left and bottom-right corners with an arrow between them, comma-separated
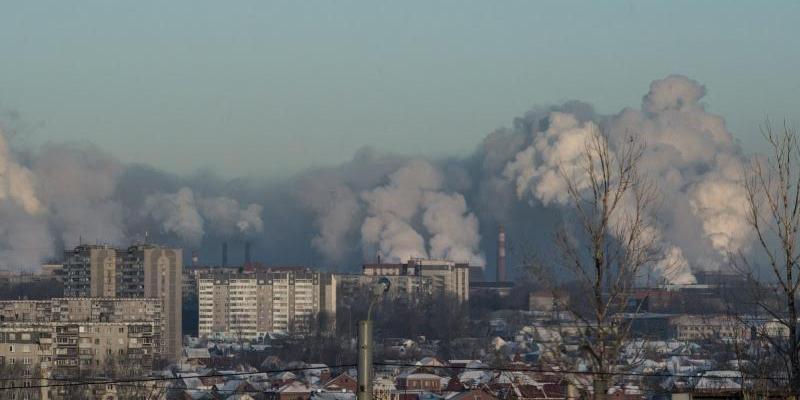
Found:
1,1 -> 799,178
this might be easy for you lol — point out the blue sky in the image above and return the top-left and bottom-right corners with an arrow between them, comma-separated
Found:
1,1 -> 798,177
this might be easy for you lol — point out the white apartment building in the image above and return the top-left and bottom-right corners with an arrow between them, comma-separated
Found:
198,268 -> 336,339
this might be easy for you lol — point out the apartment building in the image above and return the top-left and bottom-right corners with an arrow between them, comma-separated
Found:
337,274 -> 433,304
198,268 -> 336,339
0,299 -> 163,372
362,258 -> 470,302
0,297 -> 163,353
62,244 -> 182,361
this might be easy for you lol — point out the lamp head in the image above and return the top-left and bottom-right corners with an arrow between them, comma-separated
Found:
372,277 -> 391,297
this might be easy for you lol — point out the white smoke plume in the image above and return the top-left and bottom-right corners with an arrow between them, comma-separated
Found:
608,75 -> 752,268
360,160 -> 442,261
33,143 -> 126,248
199,197 -> 264,237
141,187 -> 205,245
302,182 -> 361,263
360,160 -> 485,265
495,75 -> 755,283
0,129 -> 42,215
141,187 -> 265,245
422,191 -> 485,265
500,112 -> 695,283
0,128 -> 52,269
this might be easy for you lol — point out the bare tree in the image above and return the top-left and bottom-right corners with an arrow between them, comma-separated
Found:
742,120 -> 800,395
531,128 -> 662,400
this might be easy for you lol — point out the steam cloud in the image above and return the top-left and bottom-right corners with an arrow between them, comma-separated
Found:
0,75 -> 758,283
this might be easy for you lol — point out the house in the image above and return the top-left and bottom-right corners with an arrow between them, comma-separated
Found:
449,389 -> 499,400
183,347 -> 213,368
416,357 -> 447,368
267,380 -> 313,400
607,385 -> 645,400
214,379 -> 258,398
305,363 -> 332,384
274,371 -> 298,386
324,373 -> 358,393
227,395 -> 259,400
397,373 -> 443,392
311,392 -> 356,400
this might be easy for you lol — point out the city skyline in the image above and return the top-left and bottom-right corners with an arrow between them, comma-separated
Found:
4,3 -> 800,399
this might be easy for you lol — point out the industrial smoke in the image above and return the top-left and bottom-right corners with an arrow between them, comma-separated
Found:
0,75 -> 757,283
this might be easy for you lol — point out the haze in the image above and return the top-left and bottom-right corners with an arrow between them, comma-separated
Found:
2,1 -> 799,177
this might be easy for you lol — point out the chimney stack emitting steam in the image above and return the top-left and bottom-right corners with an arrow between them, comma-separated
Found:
222,242 -> 228,267
244,242 -> 251,265
497,225 -> 506,282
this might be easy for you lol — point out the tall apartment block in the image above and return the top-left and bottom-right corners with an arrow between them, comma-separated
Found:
197,268 -> 336,339
63,244 -> 182,362
362,258 -> 470,302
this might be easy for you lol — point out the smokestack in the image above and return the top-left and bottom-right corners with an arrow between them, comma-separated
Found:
191,250 -> 199,266
497,225 -> 506,282
244,242 -> 251,265
222,242 -> 228,267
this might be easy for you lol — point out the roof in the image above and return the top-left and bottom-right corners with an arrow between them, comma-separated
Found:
277,381 -> 311,393
404,373 -> 443,380
311,392 -> 356,400
184,347 -> 211,359
448,389 -> 498,400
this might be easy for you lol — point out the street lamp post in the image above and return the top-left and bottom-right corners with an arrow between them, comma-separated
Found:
357,277 -> 390,400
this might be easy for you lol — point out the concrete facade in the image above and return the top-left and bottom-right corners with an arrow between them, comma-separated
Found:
62,244 -> 182,362
198,268 -> 336,339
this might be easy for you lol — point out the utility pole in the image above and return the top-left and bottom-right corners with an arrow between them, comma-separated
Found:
357,277 -> 390,400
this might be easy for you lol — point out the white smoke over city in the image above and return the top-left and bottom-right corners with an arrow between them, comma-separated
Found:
360,160 -> 485,265
141,187 -> 264,246
0,75 -> 761,282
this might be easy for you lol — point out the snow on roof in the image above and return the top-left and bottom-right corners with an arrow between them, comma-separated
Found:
405,373 -> 442,380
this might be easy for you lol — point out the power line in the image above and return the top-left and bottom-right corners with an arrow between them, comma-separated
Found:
0,364 -> 357,391
375,362 -> 789,382
0,360 -> 791,392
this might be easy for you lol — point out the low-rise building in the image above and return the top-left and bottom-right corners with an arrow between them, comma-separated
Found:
671,315 -> 749,341
362,259 -> 470,302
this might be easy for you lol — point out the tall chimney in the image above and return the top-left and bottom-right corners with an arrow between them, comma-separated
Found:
244,242 -> 252,265
191,250 -> 199,266
222,242 -> 228,267
497,225 -> 506,282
